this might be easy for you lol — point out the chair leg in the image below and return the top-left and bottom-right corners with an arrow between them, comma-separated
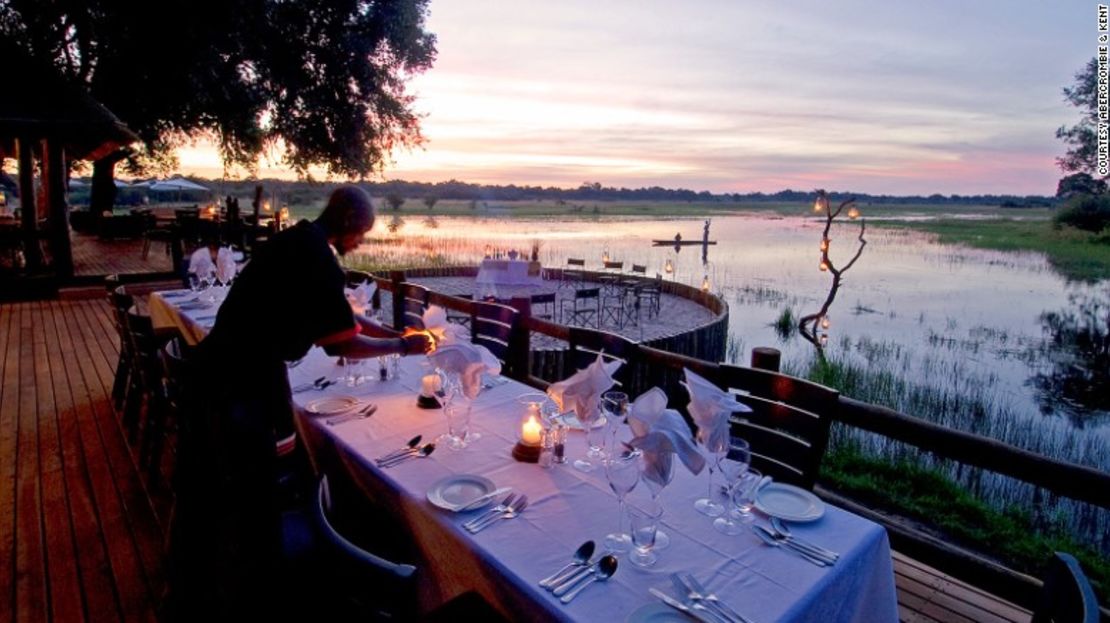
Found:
122,379 -> 144,442
141,238 -> 151,260
112,353 -> 130,410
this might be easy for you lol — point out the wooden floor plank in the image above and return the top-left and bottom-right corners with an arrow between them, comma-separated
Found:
34,301 -> 87,623
43,300 -> 123,623
0,303 -> 21,623
15,303 -> 49,623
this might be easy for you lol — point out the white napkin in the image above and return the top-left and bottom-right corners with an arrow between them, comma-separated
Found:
422,305 -> 466,345
428,341 -> 501,399
628,387 -> 706,483
346,280 -> 377,314
188,247 -> 213,276
682,368 -> 752,452
216,247 -> 237,284
546,353 -> 622,425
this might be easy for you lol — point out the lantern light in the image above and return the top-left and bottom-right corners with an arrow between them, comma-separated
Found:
848,206 -> 860,220
821,316 -> 831,329
820,333 -> 829,346
602,250 -> 610,263
819,238 -> 829,252
819,260 -> 829,272
813,195 -> 828,213
664,259 -> 674,274
701,275 -> 710,292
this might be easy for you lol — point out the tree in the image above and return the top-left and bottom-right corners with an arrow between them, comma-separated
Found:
1056,173 -> 1107,199
1056,58 -> 1100,179
384,193 -> 405,210
0,0 -> 436,212
423,196 -> 438,210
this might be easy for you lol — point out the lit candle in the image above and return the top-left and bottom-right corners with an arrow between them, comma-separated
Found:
521,412 -> 543,446
421,374 -> 441,397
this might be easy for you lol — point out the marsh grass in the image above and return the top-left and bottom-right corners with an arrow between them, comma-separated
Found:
772,307 -> 795,340
873,218 -> 1110,282
822,444 -> 1109,604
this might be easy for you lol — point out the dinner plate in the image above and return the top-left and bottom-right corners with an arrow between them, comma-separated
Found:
625,603 -> 696,623
559,413 -> 607,431
754,482 -> 825,522
304,395 -> 361,416
426,474 -> 496,512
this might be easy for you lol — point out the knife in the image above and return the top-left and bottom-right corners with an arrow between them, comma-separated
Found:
649,588 -> 714,623
454,487 -> 513,512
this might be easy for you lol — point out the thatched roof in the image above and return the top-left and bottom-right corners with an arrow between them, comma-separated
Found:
0,40 -> 139,161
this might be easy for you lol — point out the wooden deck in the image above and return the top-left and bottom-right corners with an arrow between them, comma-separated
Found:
71,233 -> 174,278
0,295 -> 1035,623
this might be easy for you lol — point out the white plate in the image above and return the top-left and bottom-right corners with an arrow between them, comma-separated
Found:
426,474 -> 496,512
559,413 -> 607,431
625,603 -> 696,623
754,482 -> 825,522
305,395 -> 361,416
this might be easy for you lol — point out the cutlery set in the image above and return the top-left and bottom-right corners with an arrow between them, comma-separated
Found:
325,403 -> 377,426
292,376 -> 335,393
375,442 -> 436,468
538,545 -> 619,604
751,519 -> 839,567
463,494 -> 528,534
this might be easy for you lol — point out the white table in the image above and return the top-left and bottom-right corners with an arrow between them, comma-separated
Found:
476,259 -> 544,287
152,292 -> 900,623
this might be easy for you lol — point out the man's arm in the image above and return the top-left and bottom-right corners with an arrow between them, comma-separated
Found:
354,312 -> 401,338
320,332 -> 430,359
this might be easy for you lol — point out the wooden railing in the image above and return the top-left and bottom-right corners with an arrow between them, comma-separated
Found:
361,268 -> 1110,610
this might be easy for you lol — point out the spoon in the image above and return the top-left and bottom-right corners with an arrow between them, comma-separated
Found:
560,555 -> 617,603
375,435 -> 423,464
539,541 -> 595,587
770,517 -> 839,561
752,526 -> 829,566
380,443 -> 436,467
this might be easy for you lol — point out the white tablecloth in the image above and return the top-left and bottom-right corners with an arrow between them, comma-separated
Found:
152,293 -> 900,623
476,259 -> 544,287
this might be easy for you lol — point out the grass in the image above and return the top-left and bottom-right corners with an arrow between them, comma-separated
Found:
772,306 -> 795,340
820,444 -> 1109,604
873,218 -> 1110,282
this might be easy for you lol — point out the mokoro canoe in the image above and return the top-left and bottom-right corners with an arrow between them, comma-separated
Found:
651,240 -> 718,246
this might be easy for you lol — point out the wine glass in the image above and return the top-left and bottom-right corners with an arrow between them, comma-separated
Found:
694,431 -> 728,517
627,499 -> 664,567
601,391 -> 628,461
573,403 -> 604,472
640,454 -> 675,549
441,384 -> 473,450
730,468 -> 763,525
603,449 -> 640,552
713,438 -> 752,535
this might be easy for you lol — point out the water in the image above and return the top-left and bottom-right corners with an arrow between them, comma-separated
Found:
352,212 -> 1109,544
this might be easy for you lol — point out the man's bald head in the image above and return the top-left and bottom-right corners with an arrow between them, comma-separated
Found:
316,185 -> 375,255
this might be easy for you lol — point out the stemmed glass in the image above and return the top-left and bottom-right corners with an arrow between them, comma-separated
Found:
694,431 -> 729,517
627,500 -> 664,567
440,373 -> 478,449
730,468 -> 763,525
713,438 -> 752,535
640,455 -> 674,549
601,391 -> 629,459
573,403 -> 605,472
603,448 -> 640,552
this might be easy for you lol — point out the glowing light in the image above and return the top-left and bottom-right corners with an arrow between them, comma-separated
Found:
701,275 -> 710,292
820,333 -> 828,346
819,260 -> 829,272
821,316 -> 830,329
848,206 -> 861,219
813,195 -> 828,213
820,238 -> 829,252
664,259 -> 674,274
602,250 -> 610,263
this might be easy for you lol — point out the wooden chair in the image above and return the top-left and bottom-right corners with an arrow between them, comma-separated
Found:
446,293 -> 474,328
529,292 -> 556,321
1032,552 -> 1100,623
153,338 -> 193,484
470,299 -> 517,372
564,326 -> 641,396
560,287 -> 600,328
715,363 -> 839,490
124,310 -> 172,472
140,211 -> 174,259
105,277 -> 134,411
398,282 -> 429,329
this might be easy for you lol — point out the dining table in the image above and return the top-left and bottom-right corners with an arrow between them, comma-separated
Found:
149,289 -> 901,623
476,258 -> 544,287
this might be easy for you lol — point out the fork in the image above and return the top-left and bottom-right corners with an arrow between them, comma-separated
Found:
682,574 -> 751,623
326,404 -> 377,426
463,493 -> 517,531
466,495 -> 527,533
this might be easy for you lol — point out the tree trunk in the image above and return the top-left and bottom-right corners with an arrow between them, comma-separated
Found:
90,150 -> 129,218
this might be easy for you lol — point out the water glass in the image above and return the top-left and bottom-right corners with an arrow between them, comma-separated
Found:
730,468 -> 763,525
627,500 -> 664,567
641,456 -> 674,549
343,357 -> 366,386
573,406 -> 604,472
604,449 -> 640,552
442,391 -> 473,450
694,434 -> 729,517
601,391 -> 629,458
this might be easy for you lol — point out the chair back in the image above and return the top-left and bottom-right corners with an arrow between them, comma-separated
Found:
125,309 -> 163,386
715,364 -> 838,490
1032,552 -> 1100,623
530,292 -> 556,320
398,283 -> 429,329
107,286 -> 135,347
575,287 -> 599,302
565,326 -> 641,394
603,261 -> 623,271
470,300 -> 517,371
566,258 -> 586,267
630,264 -> 647,276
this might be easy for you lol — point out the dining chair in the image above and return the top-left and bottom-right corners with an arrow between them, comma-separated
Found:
561,258 -> 587,291
153,337 -> 193,485
640,273 -> 663,317
560,287 -> 600,328
446,293 -> 473,328
470,299 -> 517,372
1031,552 -> 1100,623
105,277 -> 134,411
140,211 -> 174,260
529,292 -> 557,321
124,309 -> 172,470
399,282 -> 430,329
564,325 -> 641,395
714,363 -> 840,490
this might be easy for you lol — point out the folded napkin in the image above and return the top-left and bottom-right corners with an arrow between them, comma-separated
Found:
346,280 -> 377,314
682,368 -> 752,452
428,341 -> 501,399
422,305 -> 466,345
188,247 -> 213,276
216,247 -> 237,284
546,353 -> 621,426
628,387 -> 706,484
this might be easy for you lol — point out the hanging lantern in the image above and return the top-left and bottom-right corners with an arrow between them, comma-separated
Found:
821,316 -> 830,329
819,238 -> 829,252
262,200 -> 272,213
819,260 -> 829,272
848,206 -> 860,220
602,250 -> 610,263
813,195 -> 828,213
820,333 -> 829,346
664,259 -> 674,274
701,275 -> 710,292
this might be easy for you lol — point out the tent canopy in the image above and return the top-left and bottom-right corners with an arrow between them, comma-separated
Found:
149,177 -> 209,192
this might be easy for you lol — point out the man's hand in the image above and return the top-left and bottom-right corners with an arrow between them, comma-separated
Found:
401,332 -> 433,355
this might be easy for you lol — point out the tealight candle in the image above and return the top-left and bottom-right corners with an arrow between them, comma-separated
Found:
521,412 -> 543,446
421,374 -> 441,397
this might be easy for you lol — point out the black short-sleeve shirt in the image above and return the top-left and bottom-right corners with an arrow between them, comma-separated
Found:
202,220 -> 358,365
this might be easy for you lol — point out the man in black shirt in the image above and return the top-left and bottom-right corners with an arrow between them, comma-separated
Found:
167,185 -> 429,621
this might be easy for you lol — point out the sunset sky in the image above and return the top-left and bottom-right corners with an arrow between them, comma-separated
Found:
178,1 -> 1093,196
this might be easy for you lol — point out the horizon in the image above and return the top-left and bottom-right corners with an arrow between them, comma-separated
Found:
177,1 -> 1092,197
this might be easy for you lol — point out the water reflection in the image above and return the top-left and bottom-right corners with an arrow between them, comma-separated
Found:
1029,293 -> 1110,426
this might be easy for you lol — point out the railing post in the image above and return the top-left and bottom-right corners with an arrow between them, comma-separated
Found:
390,270 -> 405,330
507,296 -> 532,381
750,346 -> 781,372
